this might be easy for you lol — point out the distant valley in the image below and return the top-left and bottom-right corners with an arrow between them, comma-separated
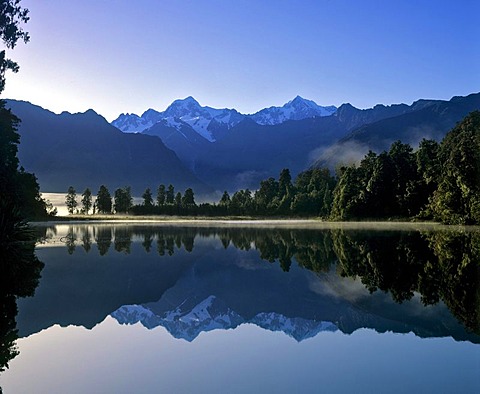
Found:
7,92 -> 480,196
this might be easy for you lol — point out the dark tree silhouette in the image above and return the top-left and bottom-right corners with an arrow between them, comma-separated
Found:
96,185 -> 112,214
114,187 -> 133,214
65,186 -> 77,215
142,188 -> 154,208
81,188 -> 92,214
156,184 -> 166,206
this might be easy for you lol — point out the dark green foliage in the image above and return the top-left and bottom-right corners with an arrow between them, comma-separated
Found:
428,111 -> 480,224
166,184 -> 174,205
0,100 -> 19,170
142,188 -> 153,208
330,166 -> 362,220
416,138 -> 441,186
278,168 -> 293,198
388,141 -> 420,216
230,189 -> 253,215
0,0 -> 29,93
131,168 -> 337,217
65,186 -> 77,215
114,186 -> 133,214
81,188 -> 92,214
219,191 -> 231,207
291,168 -> 336,217
156,184 -> 166,206
331,144 -> 421,220
414,138 -> 441,215
330,112 -> 480,223
96,185 -> 112,214
254,177 -> 279,214
182,188 -> 195,207
0,101 -> 48,219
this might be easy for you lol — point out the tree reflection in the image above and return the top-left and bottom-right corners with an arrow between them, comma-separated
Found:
331,229 -> 480,334
0,207 -> 44,374
95,226 -> 112,256
54,224 -> 479,334
332,230 -> 434,303
81,226 -> 92,253
64,226 -> 76,255
113,227 -> 132,254
141,228 -> 154,253
422,231 -> 480,333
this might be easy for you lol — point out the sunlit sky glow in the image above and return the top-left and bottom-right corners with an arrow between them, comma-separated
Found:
2,0 -> 479,121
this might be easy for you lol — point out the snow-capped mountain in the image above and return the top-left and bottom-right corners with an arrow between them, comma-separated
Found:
111,112 -> 156,133
112,97 -> 244,142
111,96 -> 336,140
251,96 -> 337,126
112,295 -> 244,341
111,295 -> 338,342
251,312 -> 337,341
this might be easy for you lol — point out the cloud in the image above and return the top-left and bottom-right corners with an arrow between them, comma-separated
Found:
405,125 -> 442,148
308,140 -> 370,171
233,170 -> 268,190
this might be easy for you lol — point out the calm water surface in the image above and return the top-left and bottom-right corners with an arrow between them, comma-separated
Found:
1,223 -> 479,393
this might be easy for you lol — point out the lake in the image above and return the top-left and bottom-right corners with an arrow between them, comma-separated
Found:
1,222 -> 479,393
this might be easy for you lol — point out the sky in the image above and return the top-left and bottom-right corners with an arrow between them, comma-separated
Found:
2,0 -> 479,121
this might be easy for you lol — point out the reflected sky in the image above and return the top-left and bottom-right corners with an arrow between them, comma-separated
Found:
2,318 -> 479,394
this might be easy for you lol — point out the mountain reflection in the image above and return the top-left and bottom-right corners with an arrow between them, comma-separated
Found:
27,224 -> 480,342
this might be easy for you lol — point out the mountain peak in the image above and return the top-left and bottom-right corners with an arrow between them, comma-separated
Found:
290,95 -> 306,103
251,96 -> 337,125
170,96 -> 201,107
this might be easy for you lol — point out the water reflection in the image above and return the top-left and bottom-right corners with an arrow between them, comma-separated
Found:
0,215 -> 44,375
26,223 -> 480,344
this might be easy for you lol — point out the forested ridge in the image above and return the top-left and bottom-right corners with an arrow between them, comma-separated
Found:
66,111 -> 480,225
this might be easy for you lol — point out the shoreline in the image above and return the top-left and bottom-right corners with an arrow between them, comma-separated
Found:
29,216 -> 480,231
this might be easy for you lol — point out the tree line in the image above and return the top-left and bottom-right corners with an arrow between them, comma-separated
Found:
65,111 -> 480,225
65,166 -> 335,218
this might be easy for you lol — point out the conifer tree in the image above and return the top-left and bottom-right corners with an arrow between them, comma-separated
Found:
65,186 -> 77,215
96,185 -> 112,214
142,188 -> 154,208
81,188 -> 92,214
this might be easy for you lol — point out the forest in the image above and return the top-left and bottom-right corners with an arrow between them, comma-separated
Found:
65,111 -> 480,225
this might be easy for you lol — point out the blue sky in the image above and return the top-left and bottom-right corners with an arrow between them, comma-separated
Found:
2,0 -> 479,121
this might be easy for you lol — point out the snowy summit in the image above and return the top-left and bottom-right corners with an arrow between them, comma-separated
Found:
111,96 -> 337,140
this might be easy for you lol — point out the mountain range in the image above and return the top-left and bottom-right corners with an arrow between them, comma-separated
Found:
6,92 -> 480,194
112,95 -> 337,138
